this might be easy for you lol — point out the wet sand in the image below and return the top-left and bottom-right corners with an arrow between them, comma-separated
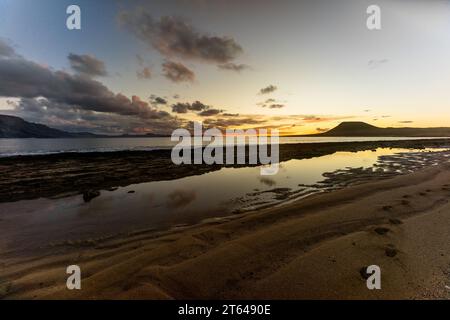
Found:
1,162 -> 450,299
1,138 -> 450,203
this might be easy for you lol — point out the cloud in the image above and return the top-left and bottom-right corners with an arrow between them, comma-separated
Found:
302,115 -> 322,122
162,60 -> 195,83
316,127 -> 329,133
149,95 -> 167,105
136,54 -> 145,66
10,97 -> 182,135
137,67 -> 152,79
269,104 -> 284,109
195,113 -> 353,133
258,97 -> 286,109
0,41 -> 183,134
189,101 -> 209,111
218,63 -> 249,72
0,55 -> 163,118
119,12 -> 243,64
170,100 -> 223,117
259,85 -> 277,95
171,100 -> 212,114
171,102 -> 190,114
261,103 -> 284,109
368,59 -> 389,69
199,108 -> 222,116
203,116 -> 266,130
68,53 -> 107,77
0,39 -> 17,58
135,54 -> 152,80
222,113 -> 239,117
398,120 -> 413,124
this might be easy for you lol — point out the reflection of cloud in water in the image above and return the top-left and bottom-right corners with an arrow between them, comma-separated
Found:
259,177 -> 276,187
167,189 -> 197,209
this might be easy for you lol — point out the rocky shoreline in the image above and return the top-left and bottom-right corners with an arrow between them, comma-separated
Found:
1,138 -> 450,203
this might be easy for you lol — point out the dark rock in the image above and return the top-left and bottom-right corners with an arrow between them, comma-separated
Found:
83,190 -> 100,202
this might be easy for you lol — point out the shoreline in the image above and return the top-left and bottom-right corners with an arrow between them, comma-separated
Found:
1,163 -> 450,299
1,138 -> 450,203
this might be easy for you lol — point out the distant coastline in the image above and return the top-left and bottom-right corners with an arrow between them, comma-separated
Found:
0,114 -> 170,138
2,115 -> 450,139
292,121 -> 450,138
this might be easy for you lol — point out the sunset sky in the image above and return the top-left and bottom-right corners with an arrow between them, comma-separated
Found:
1,0 -> 450,135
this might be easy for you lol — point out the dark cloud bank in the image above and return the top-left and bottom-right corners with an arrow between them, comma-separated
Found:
119,13 -> 243,64
119,10 -> 248,80
0,39 -> 181,134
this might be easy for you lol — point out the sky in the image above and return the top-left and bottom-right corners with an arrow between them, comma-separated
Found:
1,0 -> 450,135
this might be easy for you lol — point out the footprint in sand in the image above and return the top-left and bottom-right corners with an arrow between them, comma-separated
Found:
359,266 -> 371,280
374,227 -> 390,235
389,218 -> 403,225
385,246 -> 398,258
400,200 -> 410,206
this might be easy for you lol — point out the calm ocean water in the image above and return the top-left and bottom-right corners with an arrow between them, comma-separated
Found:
0,136 -> 446,157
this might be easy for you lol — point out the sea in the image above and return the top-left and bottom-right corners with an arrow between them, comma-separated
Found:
0,136 -> 447,157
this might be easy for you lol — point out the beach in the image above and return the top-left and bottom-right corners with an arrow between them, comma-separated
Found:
1,139 -> 450,299
1,163 -> 450,299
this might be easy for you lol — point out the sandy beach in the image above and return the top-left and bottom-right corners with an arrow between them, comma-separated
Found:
3,0 -> 450,304
1,156 -> 450,299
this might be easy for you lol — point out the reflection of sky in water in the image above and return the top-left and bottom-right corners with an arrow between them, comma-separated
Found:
0,148 -> 441,251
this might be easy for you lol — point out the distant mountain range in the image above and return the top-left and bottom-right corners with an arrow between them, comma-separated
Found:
2,115 -> 450,138
0,115 -> 168,138
307,121 -> 450,137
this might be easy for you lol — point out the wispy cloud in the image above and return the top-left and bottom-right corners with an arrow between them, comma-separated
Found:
259,85 -> 277,95
68,53 -> 107,77
368,59 -> 389,69
162,60 -> 195,83
218,62 -> 250,72
137,67 -> 152,79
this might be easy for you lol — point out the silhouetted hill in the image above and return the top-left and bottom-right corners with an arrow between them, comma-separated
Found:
310,121 -> 450,137
0,115 -> 170,138
0,115 -> 99,138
